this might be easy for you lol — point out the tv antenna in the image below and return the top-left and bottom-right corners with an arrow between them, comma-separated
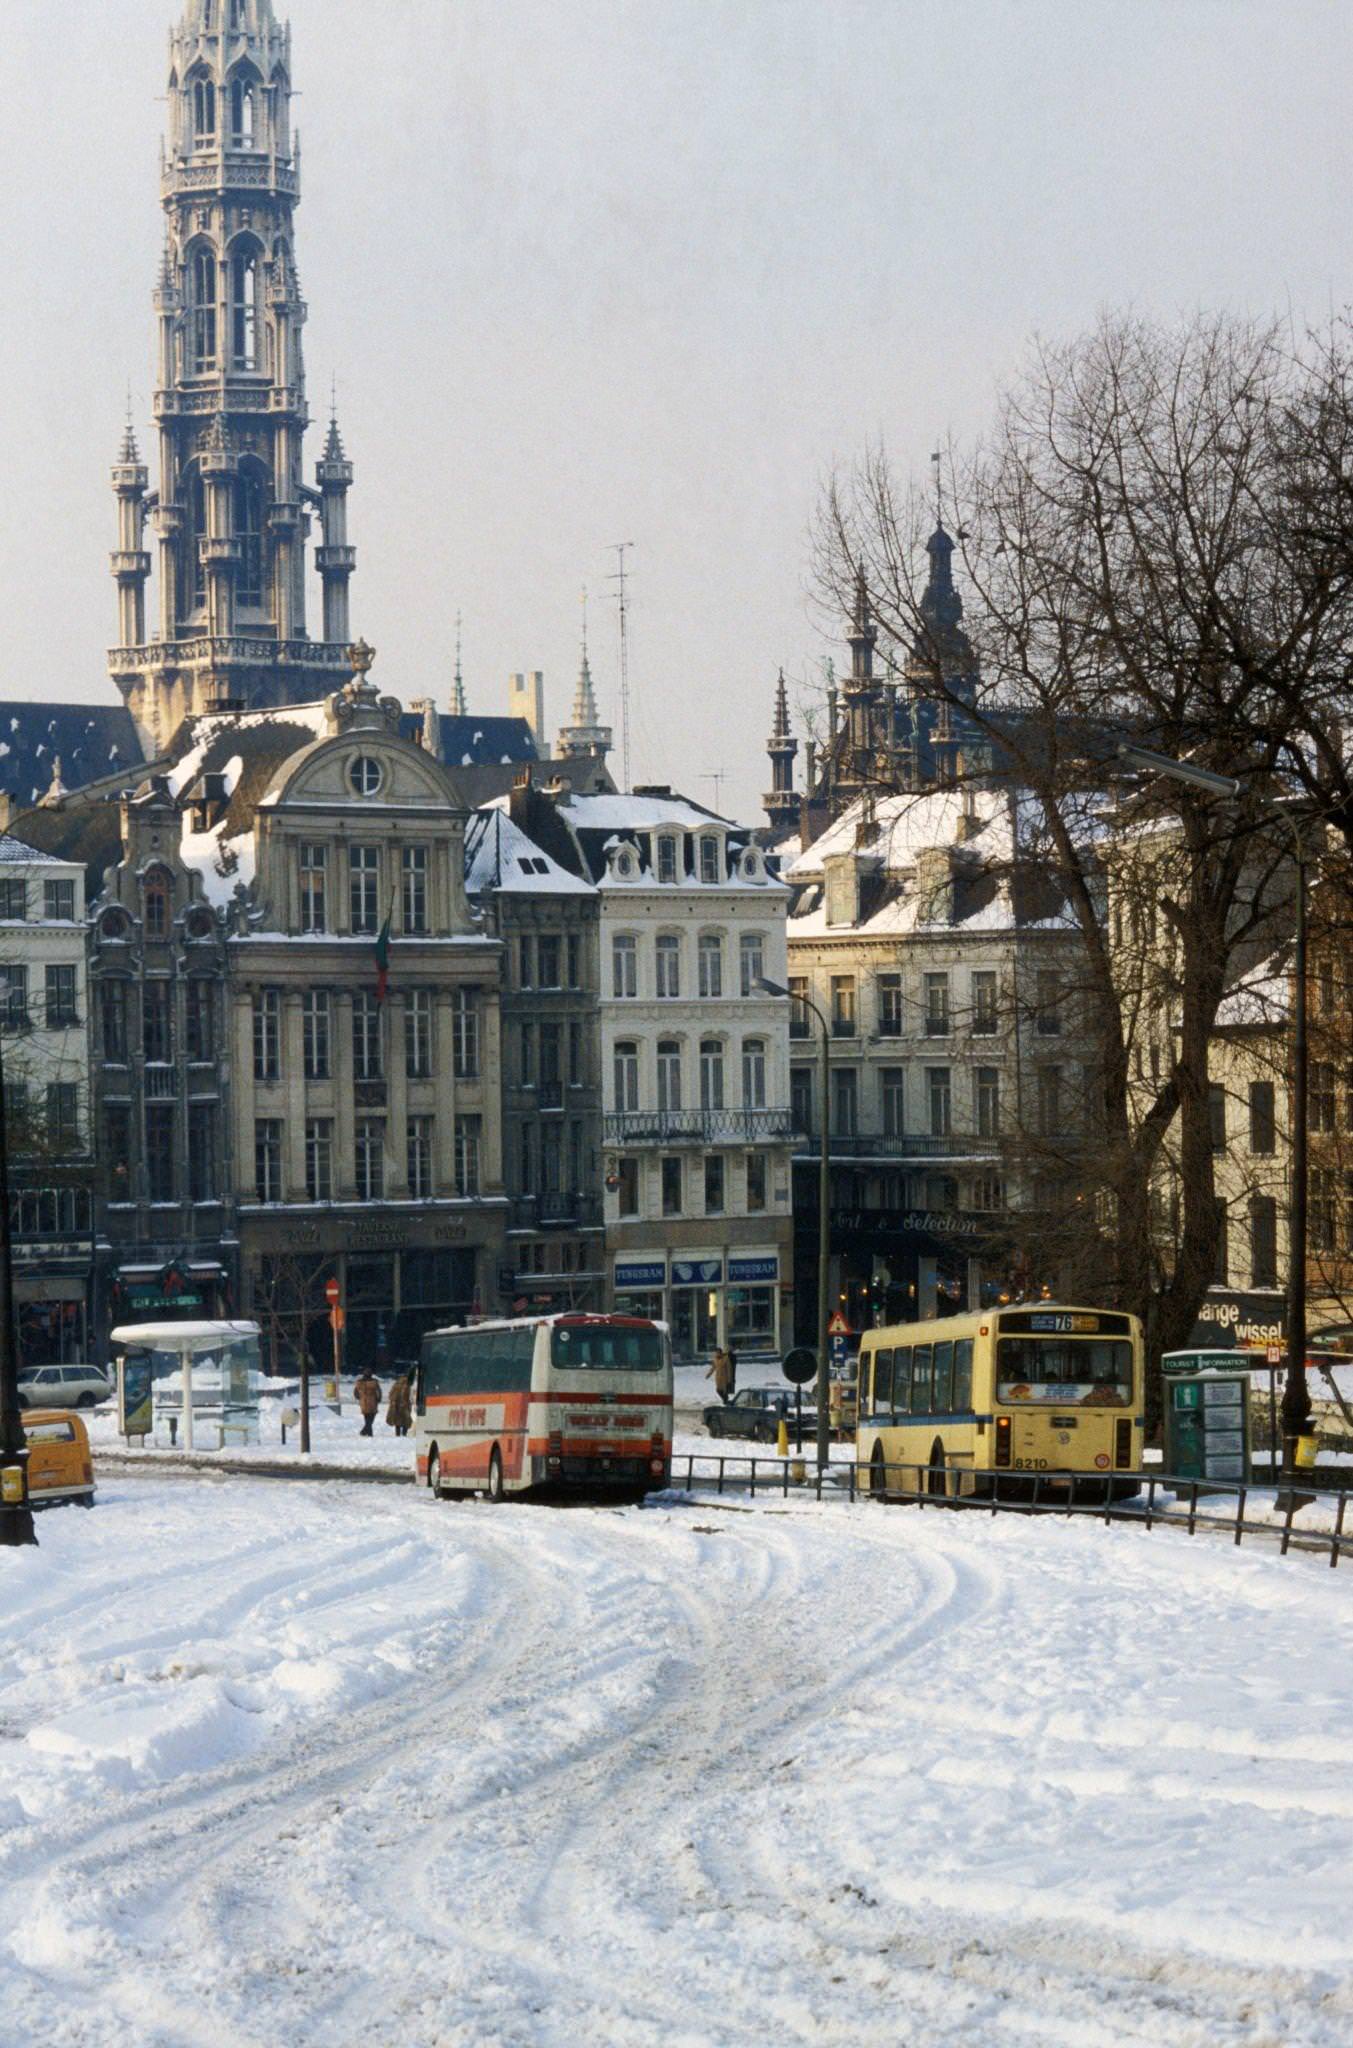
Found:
702,771 -> 726,812
608,542 -> 635,791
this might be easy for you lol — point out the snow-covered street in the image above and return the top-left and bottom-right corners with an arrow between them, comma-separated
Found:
3,1476 -> 1352,2047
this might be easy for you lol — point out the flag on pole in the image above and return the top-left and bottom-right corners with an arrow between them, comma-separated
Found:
374,910 -> 392,1004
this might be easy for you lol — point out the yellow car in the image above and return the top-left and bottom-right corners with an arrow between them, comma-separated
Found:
22,1409 -> 95,1509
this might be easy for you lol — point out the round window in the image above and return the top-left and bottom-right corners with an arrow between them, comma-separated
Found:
348,755 -> 384,797
617,854 -> 633,877
185,907 -> 214,940
100,908 -> 131,940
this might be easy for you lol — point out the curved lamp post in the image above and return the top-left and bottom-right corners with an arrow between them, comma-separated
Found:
758,976 -> 831,1472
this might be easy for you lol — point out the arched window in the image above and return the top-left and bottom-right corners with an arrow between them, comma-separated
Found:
657,1040 -> 682,1116
235,468 -> 266,607
231,77 -> 256,147
191,247 -> 217,370
143,869 -> 173,943
231,250 -> 258,366
192,75 -> 216,145
231,0 -> 248,27
187,468 -> 208,610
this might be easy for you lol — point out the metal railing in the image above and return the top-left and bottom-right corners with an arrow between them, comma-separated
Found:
605,1109 -> 792,1144
660,1451 -> 1351,1567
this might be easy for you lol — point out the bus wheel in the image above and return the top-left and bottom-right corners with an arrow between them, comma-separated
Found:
927,1442 -> 948,1500
869,1443 -> 889,1499
486,1447 -> 504,1503
427,1448 -> 442,1496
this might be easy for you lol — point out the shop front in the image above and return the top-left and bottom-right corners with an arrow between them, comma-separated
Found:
242,1206 -> 507,1376
612,1250 -> 783,1360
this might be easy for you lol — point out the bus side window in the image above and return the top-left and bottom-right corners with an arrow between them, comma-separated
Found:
892,1348 -> 911,1418
911,1344 -> 933,1414
932,1341 -> 953,1413
953,1337 -> 973,1412
873,1349 -> 893,1415
512,1326 -> 536,1386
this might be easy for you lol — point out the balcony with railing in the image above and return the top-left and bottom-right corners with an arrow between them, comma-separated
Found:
605,1109 -> 793,1146
510,1192 -> 603,1231
791,1129 -> 1002,1162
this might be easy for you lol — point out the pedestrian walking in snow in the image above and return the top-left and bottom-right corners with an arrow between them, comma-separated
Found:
725,1345 -> 738,1398
386,1374 -> 412,1438
354,1370 -> 382,1437
706,1348 -> 735,1404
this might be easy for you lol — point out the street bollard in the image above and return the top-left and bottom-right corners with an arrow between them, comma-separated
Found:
776,1413 -> 789,1459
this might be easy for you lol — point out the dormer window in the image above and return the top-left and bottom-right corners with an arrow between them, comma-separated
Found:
616,851 -> 635,879
348,755 -> 384,798
656,835 -> 679,885
699,835 -> 719,885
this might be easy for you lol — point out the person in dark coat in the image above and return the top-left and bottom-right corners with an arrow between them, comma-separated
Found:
354,1370 -> 382,1437
386,1374 -> 412,1438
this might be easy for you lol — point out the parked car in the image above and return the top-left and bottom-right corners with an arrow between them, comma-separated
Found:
17,1363 -> 112,1412
22,1409 -> 95,1508
703,1387 -> 818,1442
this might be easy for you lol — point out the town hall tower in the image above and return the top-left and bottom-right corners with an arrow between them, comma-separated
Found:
110,0 -> 357,754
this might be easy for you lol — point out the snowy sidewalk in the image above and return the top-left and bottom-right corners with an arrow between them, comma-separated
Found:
3,1476 -> 1353,2044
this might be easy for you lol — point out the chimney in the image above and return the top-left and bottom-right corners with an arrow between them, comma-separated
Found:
508,671 -> 546,744
915,846 -> 955,925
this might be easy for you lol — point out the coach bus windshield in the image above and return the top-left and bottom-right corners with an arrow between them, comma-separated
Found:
996,1337 -> 1134,1406
551,1323 -> 665,1372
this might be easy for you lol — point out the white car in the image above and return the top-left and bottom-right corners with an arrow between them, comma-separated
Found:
17,1363 -> 113,1412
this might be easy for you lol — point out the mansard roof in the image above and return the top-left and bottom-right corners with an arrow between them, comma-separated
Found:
0,703 -> 145,806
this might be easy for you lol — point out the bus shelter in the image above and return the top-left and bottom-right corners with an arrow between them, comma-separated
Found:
110,1321 -> 262,1451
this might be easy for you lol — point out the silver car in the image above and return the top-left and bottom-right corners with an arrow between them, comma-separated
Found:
17,1363 -> 113,1411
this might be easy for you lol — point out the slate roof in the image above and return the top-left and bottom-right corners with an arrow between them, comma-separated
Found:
4,799 -> 127,896
399,712 -> 537,769
0,703 -> 145,805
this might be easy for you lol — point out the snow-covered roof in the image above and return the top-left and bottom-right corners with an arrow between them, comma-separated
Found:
554,791 -> 730,834
0,832 -> 64,867
111,1321 -> 261,1347
787,786 -> 1073,938
1215,949 -> 1291,1029
465,810 -> 594,898
787,788 -> 1013,882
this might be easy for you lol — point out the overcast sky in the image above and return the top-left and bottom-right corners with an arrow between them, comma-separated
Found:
2,0 -> 1350,818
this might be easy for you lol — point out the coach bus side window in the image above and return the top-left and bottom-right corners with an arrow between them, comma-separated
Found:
953,1337 -> 973,1412
511,1326 -> 535,1383
911,1344 -> 933,1414
892,1347 -> 911,1418
932,1341 -> 953,1413
872,1348 -> 893,1416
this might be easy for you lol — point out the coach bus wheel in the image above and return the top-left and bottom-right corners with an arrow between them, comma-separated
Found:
870,1443 -> 889,1499
486,1447 -> 504,1503
927,1442 -> 948,1500
427,1448 -> 442,1497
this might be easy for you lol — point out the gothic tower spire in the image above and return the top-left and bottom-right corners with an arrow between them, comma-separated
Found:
111,0 -> 357,752
763,669 -> 799,834
450,612 -> 467,717
557,588 -> 613,763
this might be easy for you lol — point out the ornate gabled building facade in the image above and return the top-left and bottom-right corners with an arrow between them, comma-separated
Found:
110,0 -> 358,758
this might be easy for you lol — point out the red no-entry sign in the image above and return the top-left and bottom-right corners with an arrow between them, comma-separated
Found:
325,1278 -> 340,1307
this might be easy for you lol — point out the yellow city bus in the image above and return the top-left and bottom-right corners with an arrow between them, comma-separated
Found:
856,1303 -> 1144,1501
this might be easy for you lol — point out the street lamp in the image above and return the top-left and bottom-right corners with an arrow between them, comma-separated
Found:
758,976 -> 832,1472
1117,742 -> 1312,1468
0,977 -> 36,1546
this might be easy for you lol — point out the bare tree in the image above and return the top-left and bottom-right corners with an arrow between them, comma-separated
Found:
816,313 -> 1352,1412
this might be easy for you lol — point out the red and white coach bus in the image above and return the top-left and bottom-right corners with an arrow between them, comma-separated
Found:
415,1312 -> 673,1501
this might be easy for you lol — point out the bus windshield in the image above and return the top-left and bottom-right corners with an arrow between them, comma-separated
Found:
551,1323 -> 664,1372
996,1337 -> 1133,1406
